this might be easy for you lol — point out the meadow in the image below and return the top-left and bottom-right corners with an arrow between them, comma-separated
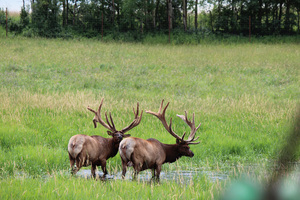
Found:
0,35 -> 299,199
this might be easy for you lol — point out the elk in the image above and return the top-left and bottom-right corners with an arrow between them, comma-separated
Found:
119,100 -> 201,180
68,98 -> 143,178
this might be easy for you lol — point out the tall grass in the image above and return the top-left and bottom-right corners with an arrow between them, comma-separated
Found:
0,171 -> 223,200
0,36 -> 299,199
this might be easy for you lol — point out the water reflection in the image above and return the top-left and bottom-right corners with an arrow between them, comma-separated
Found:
76,168 -> 228,183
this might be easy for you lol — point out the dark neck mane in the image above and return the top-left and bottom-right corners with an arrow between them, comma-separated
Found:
162,143 -> 182,163
95,137 -> 119,159
107,138 -> 120,159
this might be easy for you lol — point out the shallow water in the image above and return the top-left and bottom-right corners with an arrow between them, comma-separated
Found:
76,168 -> 229,183
75,163 -> 300,183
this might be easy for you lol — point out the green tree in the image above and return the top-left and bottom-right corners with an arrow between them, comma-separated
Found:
31,0 -> 61,37
20,7 -> 30,30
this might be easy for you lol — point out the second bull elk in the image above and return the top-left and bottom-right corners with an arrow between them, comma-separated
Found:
68,98 -> 143,178
119,100 -> 201,180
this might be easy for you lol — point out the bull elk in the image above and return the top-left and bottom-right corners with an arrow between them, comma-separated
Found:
68,98 -> 143,178
119,100 -> 201,180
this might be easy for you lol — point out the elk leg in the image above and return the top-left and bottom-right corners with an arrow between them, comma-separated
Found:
69,153 -> 76,173
121,159 -> 127,179
73,154 -> 84,175
133,170 -> 138,180
151,168 -> 156,179
72,159 -> 81,175
133,163 -> 142,180
155,165 -> 162,181
91,164 -> 97,178
100,160 -> 107,177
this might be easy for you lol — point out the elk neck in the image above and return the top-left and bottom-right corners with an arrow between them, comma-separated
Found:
93,136 -> 120,159
162,143 -> 183,163
108,137 -> 122,158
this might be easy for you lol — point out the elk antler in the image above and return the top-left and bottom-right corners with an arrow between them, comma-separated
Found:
120,102 -> 143,134
176,112 -> 201,144
87,98 -> 117,133
87,98 -> 143,134
146,100 -> 200,145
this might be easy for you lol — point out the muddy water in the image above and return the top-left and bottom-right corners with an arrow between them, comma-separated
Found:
76,169 -> 228,183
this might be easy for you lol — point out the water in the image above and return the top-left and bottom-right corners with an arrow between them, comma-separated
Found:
76,168 -> 229,183
75,163 -> 300,183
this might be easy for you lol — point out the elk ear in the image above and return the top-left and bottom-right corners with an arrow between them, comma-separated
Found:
123,134 -> 131,138
107,131 -> 113,136
176,139 -> 186,145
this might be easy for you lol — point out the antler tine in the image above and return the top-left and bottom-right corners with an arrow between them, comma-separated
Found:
190,113 -> 201,141
176,111 -> 201,144
145,100 -> 167,117
87,98 -> 104,114
87,106 -> 96,114
187,140 -> 201,145
105,111 -> 116,131
87,106 -> 98,128
168,118 -> 183,141
133,102 -> 139,117
120,102 -> 143,134
160,101 -> 170,131
158,99 -> 164,113
181,132 -> 187,140
97,98 -> 104,115
146,100 -> 169,128
147,100 -> 183,141
196,123 -> 201,131
189,113 -> 201,143
109,113 -> 116,130
187,112 -> 196,141
87,98 -> 117,132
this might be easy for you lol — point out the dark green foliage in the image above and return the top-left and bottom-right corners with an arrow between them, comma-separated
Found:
0,9 -> 5,27
1,0 -> 300,40
31,0 -> 61,37
20,7 -> 29,29
0,8 -> 24,34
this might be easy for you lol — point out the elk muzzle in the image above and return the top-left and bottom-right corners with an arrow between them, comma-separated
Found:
114,133 -> 124,143
188,150 -> 194,157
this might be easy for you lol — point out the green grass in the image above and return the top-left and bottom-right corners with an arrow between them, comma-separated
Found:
0,36 -> 299,199
0,171 -> 222,200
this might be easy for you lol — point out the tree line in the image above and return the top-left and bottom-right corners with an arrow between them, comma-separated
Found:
1,0 -> 299,38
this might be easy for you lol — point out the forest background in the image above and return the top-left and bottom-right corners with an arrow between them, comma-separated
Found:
0,0 -> 300,41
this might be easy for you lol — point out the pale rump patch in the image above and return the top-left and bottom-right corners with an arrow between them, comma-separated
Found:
68,136 -> 85,158
119,138 -> 136,162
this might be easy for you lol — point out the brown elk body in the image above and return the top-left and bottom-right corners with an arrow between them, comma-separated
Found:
68,98 -> 143,178
119,100 -> 201,180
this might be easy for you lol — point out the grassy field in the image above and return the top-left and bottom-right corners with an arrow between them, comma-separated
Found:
0,35 -> 299,199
